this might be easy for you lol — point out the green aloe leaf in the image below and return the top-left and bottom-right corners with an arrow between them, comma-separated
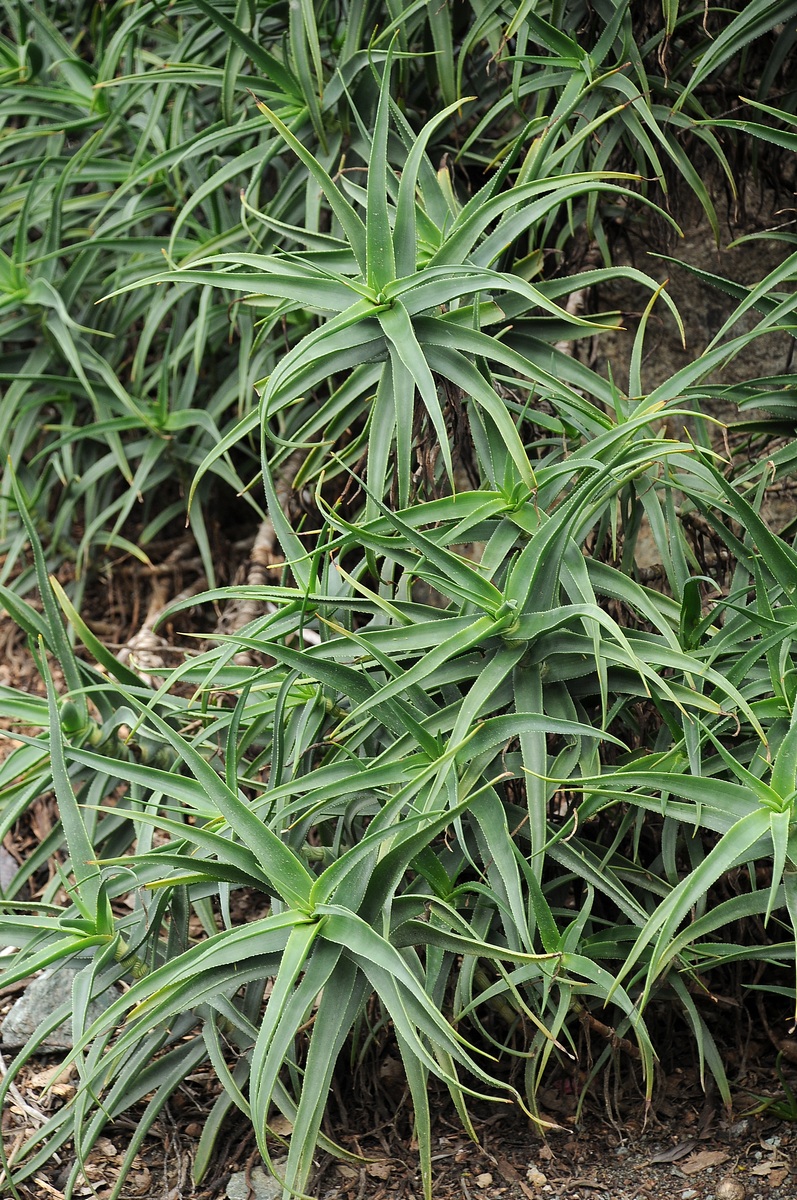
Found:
366,41 -> 396,292
253,100 -> 367,271
106,692 -> 314,910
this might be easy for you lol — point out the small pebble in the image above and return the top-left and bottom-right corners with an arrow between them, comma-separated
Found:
0,847 -> 22,895
526,1165 -> 547,1188
475,1173 -> 493,1189
226,1166 -> 282,1200
716,1176 -> 746,1200
682,1190 -> 698,1199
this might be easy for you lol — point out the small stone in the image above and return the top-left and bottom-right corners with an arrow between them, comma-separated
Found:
0,847 -> 21,895
682,1190 -> 698,1199
0,965 -> 121,1050
475,1173 -> 493,1189
226,1166 -> 282,1200
526,1166 -> 547,1188
716,1177 -> 746,1200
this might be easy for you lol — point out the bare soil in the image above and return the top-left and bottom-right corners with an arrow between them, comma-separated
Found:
3,1035 -> 797,1200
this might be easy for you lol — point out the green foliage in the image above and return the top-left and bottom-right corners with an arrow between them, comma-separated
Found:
1,1 -> 797,1198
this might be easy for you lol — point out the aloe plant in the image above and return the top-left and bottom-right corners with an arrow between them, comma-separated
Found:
2,2 -> 797,1198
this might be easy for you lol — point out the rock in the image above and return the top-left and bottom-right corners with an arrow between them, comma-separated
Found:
0,847 -> 22,895
226,1166 -> 282,1200
0,965 -> 120,1050
716,1177 -> 746,1200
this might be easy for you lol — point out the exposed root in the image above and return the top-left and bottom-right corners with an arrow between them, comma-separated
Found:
116,540 -> 206,685
211,518 -> 283,665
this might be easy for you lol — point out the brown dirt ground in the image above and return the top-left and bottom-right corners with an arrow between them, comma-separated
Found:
3,1036 -> 797,1200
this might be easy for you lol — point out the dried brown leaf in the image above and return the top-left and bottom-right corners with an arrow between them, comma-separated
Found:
646,1141 -> 697,1164
680,1150 -> 730,1176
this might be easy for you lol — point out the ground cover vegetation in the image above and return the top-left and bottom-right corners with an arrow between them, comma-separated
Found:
1,0 -> 797,1196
